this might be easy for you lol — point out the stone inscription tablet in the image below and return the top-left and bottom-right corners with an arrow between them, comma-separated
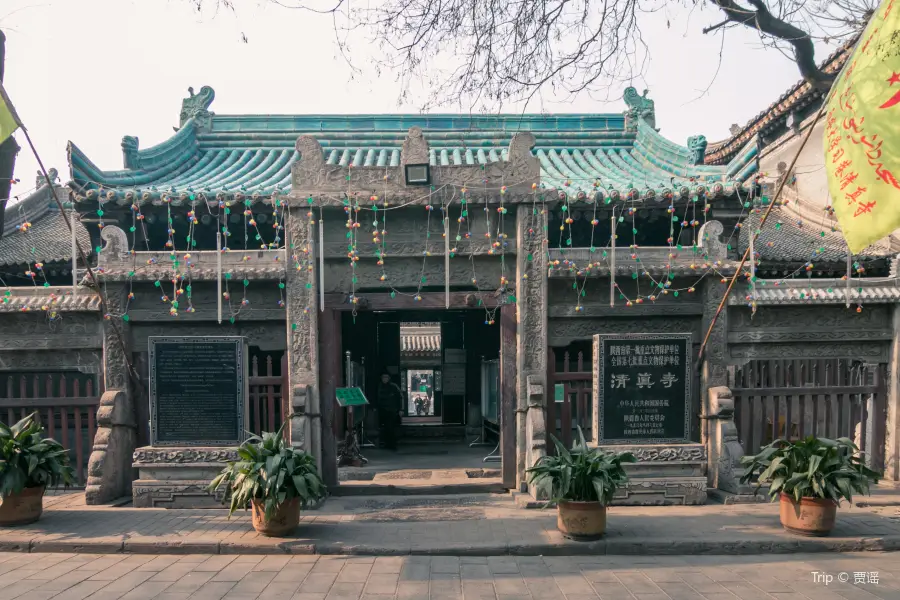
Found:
149,336 -> 247,446
593,333 -> 692,445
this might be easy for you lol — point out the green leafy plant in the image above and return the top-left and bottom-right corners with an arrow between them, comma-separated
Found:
208,421 -> 326,520
0,412 -> 75,497
740,436 -> 880,504
526,427 -> 636,504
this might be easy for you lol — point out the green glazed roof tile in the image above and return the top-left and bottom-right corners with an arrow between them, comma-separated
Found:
69,103 -> 757,203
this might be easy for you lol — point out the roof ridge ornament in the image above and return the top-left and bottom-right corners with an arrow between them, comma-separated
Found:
623,87 -> 656,132
178,86 -> 216,130
687,135 -> 708,166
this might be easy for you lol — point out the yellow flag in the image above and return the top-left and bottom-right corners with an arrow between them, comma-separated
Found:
0,82 -> 22,145
825,0 -> 900,254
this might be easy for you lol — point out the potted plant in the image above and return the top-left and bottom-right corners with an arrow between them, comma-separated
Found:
0,412 -> 75,526
208,422 -> 327,537
526,428 -> 635,541
740,436 -> 880,537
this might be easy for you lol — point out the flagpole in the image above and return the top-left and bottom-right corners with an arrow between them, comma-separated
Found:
16,123 -> 138,384
697,101 -> 828,365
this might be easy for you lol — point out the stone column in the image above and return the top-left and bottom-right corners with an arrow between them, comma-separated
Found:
285,206 -> 321,473
885,305 -> 900,481
700,278 -> 729,446
515,205 -> 548,491
86,284 -> 137,504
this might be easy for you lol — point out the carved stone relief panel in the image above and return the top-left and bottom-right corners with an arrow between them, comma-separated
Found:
285,208 -> 320,467
730,305 -> 889,331
729,342 -> 889,363
516,206 -> 548,488
321,206 -> 501,246
548,317 -> 702,346
701,279 -> 728,364
323,257 -> 504,293
726,305 -> 891,362
0,312 -> 103,351
289,130 -> 540,203
131,322 -> 286,352
0,349 -> 102,372
548,277 -> 704,307
102,284 -> 132,392
124,281 -> 285,322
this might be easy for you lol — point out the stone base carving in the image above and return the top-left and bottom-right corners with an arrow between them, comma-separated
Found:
611,477 -> 707,506
603,443 -> 707,506
707,386 -> 761,501
525,387 -> 548,500
523,442 -> 709,505
516,375 -> 550,500
132,446 -> 238,509
85,389 -> 137,505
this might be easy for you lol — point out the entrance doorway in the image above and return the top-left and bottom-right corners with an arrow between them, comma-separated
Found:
335,309 -> 501,486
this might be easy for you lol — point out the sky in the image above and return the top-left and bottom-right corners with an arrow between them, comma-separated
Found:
1,0 -> 840,202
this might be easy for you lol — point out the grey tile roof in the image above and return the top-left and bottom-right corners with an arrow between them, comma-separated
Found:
0,181 -> 91,267
727,278 -> 900,305
739,207 -> 890,265
0,286 -> 101,312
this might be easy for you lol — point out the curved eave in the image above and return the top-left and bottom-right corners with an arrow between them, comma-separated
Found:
69,119 -> 202,191
705,42 -> 852,165
68,116 -> 748,206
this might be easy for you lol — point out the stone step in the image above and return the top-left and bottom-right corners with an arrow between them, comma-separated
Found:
340,467 -> 500,482
331,479 -> 506,496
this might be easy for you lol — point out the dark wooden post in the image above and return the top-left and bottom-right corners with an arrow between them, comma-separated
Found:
499,303 -> 517,489
318,308 -> 342,487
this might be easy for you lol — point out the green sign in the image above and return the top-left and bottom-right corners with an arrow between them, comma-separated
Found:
335,387 -> 369,407
554,384 -> 565,403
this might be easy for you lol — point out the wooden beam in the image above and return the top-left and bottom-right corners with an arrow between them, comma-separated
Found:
324,291 -> 494,311
548,303 -> 704,318
318,308 -> 341,487
499,303 -> 517,489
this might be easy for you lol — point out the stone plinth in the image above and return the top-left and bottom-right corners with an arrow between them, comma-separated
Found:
601,443 -> 707,506
132,447 -> 237,509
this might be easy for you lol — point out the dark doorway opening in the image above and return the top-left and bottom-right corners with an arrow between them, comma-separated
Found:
336,309 -> 502,484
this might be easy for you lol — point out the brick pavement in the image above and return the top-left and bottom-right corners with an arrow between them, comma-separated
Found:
1,492 -> 900,556
1,551 -> 899,599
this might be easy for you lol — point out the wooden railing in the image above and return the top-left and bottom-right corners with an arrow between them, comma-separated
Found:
547,347 -> 592,451
247,354 -> 287,436
731,359 -> 886,469
0,373 -> 101,486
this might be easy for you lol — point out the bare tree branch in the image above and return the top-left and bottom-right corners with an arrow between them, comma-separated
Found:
712,0 -> 834,90
183,0 -> 874,105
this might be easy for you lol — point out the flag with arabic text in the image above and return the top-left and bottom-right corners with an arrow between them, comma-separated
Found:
0,82 -> 21,145
824,0 -> 900,253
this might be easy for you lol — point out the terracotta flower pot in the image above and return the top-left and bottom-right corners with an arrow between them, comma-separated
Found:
250,497 -> 301,537
557,500 -> 606,541
0,486 -> 45,526
779,493 -> 837,537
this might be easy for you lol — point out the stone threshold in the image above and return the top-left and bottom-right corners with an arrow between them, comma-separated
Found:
2,536 -> 899,556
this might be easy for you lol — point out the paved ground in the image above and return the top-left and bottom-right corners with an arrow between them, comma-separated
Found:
2,492 -> 900,556
2,551 -> 899,599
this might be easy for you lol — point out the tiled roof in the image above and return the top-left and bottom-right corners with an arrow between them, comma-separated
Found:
0,178 -> 91,268
69,93 -> 758,206
727,279 -> 900,305
0,287 -> 101,312
705,42 -> 852,165
739,207 -> 890,265
401,333 -> 442,355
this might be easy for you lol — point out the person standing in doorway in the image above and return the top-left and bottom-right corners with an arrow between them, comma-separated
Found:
376,372 -> 403,450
